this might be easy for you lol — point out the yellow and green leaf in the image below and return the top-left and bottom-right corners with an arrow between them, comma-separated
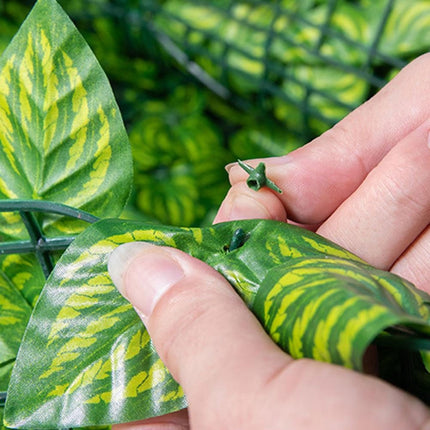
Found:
0,0 -> 132,235
5,218 -> 430,428
0,0 -> 133,404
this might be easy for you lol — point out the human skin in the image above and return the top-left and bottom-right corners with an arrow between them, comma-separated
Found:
108,54 -> 430,429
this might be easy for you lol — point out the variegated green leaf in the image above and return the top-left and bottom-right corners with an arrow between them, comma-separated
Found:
0,0 -> 133,407
230,122 -> 303,160
0,0 -> 132,236
274,64 -> 368,135
0,253 -> 45,308
254,257 -> 430,370
5,218 -> 430,428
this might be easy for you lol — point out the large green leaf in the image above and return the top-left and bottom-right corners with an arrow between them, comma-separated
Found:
0,251 -> 40,406
0,253 -> 46,308
379,0 -> 430,57
0,0 -> 133,400
0,0 -> 132,235
229,122 -> 302,160
5,218 -> 430,428
0,268 -> 32,394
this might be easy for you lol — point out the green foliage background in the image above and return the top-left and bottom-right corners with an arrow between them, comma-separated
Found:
0,0 -> 429,228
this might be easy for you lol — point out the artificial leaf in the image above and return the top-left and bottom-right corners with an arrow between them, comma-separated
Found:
0,0 -> 132,236
379,0 -> 430,57
0,0 -> 133,406
5,218 -> 430,428
0,270 -> 32,390
229,122 -> 302,160
254,257 -> 430,369
0,253 -> 46,308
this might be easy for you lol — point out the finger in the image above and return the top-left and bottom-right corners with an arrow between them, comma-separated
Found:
316,122 -> 430,269
112,410 -> 189,430
108,243 -> 430,429
108,242 -> 292,428
391,225 -> 430,294
214,181 -> 287,223
223,54 -> 430,225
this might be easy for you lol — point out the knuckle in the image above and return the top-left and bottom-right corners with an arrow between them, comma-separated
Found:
376,169 -> 429,216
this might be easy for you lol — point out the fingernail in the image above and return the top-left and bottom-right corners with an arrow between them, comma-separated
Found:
108,242 -> 185,321
225,161 -> 237,173
228,194 -> 271,220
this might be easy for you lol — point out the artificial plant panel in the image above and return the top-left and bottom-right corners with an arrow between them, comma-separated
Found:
130,86 -> 228,226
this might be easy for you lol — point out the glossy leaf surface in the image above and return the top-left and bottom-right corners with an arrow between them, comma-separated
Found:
6,218 -> 430,428
0,0 -> 132,235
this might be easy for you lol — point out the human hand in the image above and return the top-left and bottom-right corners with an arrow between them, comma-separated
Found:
108,54 -> 430,429
215,54 -> 430,294
108,241 -> 430,430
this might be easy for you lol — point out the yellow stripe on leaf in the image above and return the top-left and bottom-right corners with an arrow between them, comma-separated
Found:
288,289 -> 337,358
302,236 -> 364,263
161,385 -> 185,402
63,51 -> 89,173
125,330 -> 150,361
337,305 -> 387,368
266,285 -> 305,331
0,56 -> 18,176
41,29 -> 59,154
125,359 -> 167,398
18,33 -> 34,147
312,297 -> 360,363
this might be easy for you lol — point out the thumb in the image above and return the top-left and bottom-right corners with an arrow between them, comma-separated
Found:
108,243 -> 430,430
107,242 -> 291,428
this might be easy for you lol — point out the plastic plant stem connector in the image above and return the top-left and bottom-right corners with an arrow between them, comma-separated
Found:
228,228 -> 247,251
237,159 -> 282,194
